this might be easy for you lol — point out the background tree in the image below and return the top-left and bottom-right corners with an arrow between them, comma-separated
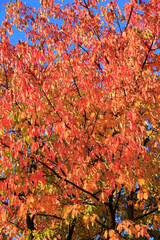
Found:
0,0 -> 160,239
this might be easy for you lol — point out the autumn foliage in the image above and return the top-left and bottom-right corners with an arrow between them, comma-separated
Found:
0,0 -> 160,239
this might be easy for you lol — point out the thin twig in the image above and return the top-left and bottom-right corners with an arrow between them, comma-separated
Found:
134,207 -> 158,221
36,212 -> 63,220
124,6 -> 134,31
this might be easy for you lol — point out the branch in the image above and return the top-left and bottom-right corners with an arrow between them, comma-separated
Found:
1,201 -> 8,206
134,207 -> 158,221
66,218 -> 76,240
90,108 -> 100,136
108,193 -> 116,228
140,39 -> 154,74
114,187 -> 123,211
26,212 -> 36,231
1,140 -> 99,201
82,0 -> 93,18
0,177 -> 7,181
77,43 -> 103,70
12,54 -> 71,130
7,220 -> 24,231
80,212 -> 109,230
80,1 -> 109,64
135,39 -> 154,87
124,6 -> 134,31
36,213 -> 63,220
37,160 -> 100,201
110,1 -> 122,33
73,77 -> 81,97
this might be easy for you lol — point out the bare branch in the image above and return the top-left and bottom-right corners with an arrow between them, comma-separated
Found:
124,6 -> 134,31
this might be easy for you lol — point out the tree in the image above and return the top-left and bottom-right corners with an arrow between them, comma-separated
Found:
0,0 -> 160,239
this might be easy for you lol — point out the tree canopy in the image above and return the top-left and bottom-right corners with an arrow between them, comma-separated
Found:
0,0 -> 160,239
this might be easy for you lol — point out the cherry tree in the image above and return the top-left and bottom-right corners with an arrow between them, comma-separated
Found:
0,0 -> 160,239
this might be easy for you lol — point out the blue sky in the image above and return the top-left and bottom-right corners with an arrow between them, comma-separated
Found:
0,0 -> 127,46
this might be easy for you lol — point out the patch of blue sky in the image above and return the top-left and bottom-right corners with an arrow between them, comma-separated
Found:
1,0 -> 129,46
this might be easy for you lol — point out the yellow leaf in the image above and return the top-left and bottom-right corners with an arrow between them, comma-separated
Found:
104,230 -> 108,238
135,101 -> 140,107
39,206 -> 45,212
109,229 -> 115,237
135,224 -> 141,231
90,112 -> 95,118
143,192 -> 148,200
86,102 -> 90,108
65,220 -> 69,225
117,223 -> 123,233
138,178 -> 145,186
137,192 -> 143,201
